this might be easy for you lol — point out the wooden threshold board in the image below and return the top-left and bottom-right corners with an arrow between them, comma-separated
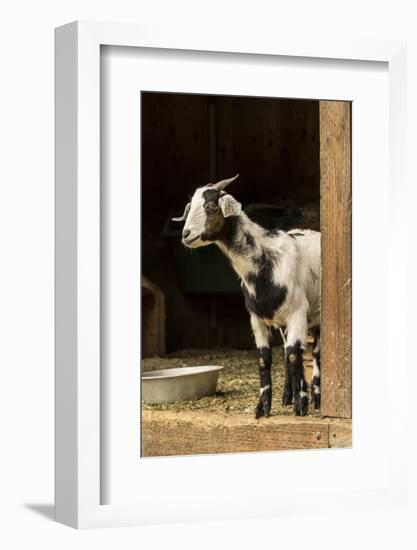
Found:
141,410 -> 352,457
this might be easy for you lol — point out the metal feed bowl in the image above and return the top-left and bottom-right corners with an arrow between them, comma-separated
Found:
142,365 -> 223,404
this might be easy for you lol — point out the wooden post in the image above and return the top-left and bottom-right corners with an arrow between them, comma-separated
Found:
142,276 -> 166,359
320,101 -> 352,418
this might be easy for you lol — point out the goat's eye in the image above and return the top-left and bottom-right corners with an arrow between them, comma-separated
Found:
206,202 -> 218,211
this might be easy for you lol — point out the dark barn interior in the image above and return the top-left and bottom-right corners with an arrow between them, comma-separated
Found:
141,92 -> 320,356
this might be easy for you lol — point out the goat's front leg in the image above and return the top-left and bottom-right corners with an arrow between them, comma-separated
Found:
281,327 -> 293,405
250,314 -> 272,419
286,313 -> 308,416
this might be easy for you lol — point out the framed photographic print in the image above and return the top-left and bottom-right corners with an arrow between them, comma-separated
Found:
55,21 -> 407,528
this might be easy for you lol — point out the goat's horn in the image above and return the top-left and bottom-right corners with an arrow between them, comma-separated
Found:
172,202 -> 191,222
212,174 -> 239,191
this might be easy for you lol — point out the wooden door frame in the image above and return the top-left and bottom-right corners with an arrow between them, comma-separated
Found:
320,101 -> 352,419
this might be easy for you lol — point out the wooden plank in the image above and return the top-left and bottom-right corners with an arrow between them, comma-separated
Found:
141,410 -> 338,457
320,101 -> 352,419
329,419 -> 352,448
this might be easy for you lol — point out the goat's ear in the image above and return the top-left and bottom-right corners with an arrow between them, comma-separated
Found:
172,202 -> 191,222
219,194 -> 242,218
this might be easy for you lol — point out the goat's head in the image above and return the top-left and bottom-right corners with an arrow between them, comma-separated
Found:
172,174 -> 241,248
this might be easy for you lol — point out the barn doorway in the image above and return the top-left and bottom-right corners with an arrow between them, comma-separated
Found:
141,92 -> 351,456
141,92 -> 320,353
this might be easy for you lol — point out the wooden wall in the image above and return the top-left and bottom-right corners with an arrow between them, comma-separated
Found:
141,92 -> 320,353
215,97 -> 319,205
141,93 -> 209,236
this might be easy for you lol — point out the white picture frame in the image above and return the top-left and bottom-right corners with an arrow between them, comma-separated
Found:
55,21 -> 407,529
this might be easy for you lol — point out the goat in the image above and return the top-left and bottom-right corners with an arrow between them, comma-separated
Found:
172,175 -> 321,417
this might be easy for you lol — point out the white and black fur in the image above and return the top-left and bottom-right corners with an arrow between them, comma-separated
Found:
173,175 -> 321,417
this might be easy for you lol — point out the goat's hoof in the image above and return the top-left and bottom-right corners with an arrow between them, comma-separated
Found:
311,392 -> 321,409
255,389 -> 271,419
294,394 -> 308,416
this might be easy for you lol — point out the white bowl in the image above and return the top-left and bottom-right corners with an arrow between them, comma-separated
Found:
142,365 -> 223,404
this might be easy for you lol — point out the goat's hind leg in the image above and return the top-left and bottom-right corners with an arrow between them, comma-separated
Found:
311,327 -> 321,409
